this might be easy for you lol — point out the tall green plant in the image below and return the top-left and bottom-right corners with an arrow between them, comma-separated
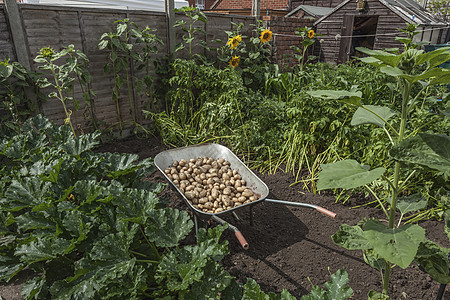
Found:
173,6 -> 207,60
309,26 -> 450,298
0,57 -> 35,133
132,26 -> 163,109
35,45 -> 93,138
99,19 -> 141,133
291,27 -> 321,71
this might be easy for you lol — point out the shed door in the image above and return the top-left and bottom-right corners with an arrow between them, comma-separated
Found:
338,15 -> 354,64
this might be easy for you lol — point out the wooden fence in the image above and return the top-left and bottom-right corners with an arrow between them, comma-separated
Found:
0,3 -> 309,132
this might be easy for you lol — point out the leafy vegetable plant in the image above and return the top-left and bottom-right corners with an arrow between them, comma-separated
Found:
309,25 -> 450,298
0,115 -> 244,299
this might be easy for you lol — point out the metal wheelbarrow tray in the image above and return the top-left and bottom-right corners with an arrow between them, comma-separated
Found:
154,143 -> 336,250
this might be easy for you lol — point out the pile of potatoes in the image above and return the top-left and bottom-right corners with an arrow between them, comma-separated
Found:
164,156 -> 258,214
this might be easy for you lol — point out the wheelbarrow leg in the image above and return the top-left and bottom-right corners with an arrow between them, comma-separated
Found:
232,211 -> 241,221
249,205 -> 254,226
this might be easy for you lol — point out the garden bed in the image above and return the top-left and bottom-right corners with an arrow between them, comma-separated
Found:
100,136 -> 450,299
0,134 -> 448,299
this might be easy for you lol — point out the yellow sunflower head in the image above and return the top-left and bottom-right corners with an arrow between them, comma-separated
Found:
227,35 -> 242,50
229,56 -> 240,68
40,47 -> 55,58
260,29 -> 273,43
308,29 -> 315,39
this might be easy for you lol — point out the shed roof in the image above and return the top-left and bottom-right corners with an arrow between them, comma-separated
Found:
285,5 -> 333,18
314,0 -> 447,26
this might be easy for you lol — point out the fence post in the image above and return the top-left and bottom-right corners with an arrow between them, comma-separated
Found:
251,0 -> 260,18
4,0 -> 38,113
165,0 -> 175,53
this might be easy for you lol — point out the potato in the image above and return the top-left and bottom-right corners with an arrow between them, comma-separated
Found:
165,156 -> 256,214
242,189 -> 253,197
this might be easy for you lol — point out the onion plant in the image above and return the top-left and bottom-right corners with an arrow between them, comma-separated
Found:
309,25 -> 450,298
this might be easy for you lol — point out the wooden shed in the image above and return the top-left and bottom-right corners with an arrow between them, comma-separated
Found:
314,0 -> 449,64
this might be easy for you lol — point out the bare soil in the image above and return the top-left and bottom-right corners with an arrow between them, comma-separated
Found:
2,135 -> 449,299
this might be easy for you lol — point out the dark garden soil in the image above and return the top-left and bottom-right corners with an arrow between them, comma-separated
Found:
1,135 -> 449,299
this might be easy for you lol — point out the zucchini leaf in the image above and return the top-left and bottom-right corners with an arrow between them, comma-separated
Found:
145,208 -> 193,248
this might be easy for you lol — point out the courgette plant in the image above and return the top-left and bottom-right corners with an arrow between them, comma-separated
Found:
308,25 -> 450,298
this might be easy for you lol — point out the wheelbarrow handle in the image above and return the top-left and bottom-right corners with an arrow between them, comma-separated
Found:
315,206 -> 336,219
234,231 -> 249,250
212,215 -> 249,250
264,199 -> 336,219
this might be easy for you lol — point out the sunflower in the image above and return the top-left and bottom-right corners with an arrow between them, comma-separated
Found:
260,29 -> 273,43
40,47 -> 55,58
308,29 -> 315,39
227,35 -> 242,50
229,56 -> 240,68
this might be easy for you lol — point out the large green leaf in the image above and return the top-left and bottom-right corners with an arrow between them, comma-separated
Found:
63,213 -> 92,244
3,178 -> 52,211
100,153 -> 141,179
317,159 -> 385,190
396,193 -> 427,215
380,66 -> 404,77
15,237 -> 74,264
415,240 -> 450,284
307,90 -> 362,106
182,261 -> 234,299
280,290 -> 297,300
351,105 -> 397,127
363,220 -> 425,269
50,258 -> 140,299
429,72 -> 450,85
16,212 -> 57,232
22,275 -> 47,300
356,47 -> 402,66
301,269 -> 353,300
242,278 -> 278,300
145,208 -> 193,248
113,188 -> 159,224
73,180 -> 107,205
220,278 -> 244,300
0,63 -> 13,78
90,222 -> 137,262
416,46 -> 450,68
156,247 -> 207,291
0,255 -> 24,282
62,131 -> 101,155
323,269 -> 353,300
0,212 -> 14,235
389,133 -> 450,173
401,68 -> 450,84
332,224 -> 371,250
155,225 -> 228,292
301,286 -> 326,300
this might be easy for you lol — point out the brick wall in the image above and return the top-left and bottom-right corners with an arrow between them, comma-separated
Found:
187,0 -> 217,9
215,0 -> 290,10
267,16 -> 314,66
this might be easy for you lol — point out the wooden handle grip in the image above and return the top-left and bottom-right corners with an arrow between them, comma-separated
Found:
234,231 -> 249,250
316,206 -> 336,219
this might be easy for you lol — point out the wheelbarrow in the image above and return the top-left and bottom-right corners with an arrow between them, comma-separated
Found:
154,143 -> 336,250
